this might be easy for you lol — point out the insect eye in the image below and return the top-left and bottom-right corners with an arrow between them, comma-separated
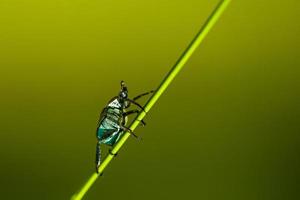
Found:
120,92 -> 127,98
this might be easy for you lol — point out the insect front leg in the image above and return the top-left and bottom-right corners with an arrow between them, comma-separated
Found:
126,98 -> 146,112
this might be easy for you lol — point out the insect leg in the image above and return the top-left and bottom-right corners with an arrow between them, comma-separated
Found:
95,141 -> 101,174
123,109 -> 139,116
123,110 -> 146,126
120,125 -> 141,140
109,149 -> 118,157
133,90 -> 155,101
137,119 -> 146,126
126,98 -> 146,112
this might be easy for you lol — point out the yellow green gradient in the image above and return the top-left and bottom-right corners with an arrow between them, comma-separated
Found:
72,1 -> 231,199
0,0 -> 299,200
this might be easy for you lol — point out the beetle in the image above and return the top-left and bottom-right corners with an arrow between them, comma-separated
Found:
95,81 -> 154,173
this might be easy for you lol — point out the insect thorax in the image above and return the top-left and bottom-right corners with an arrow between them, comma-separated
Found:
108,98 -> 122,109
100,99 -> 122,127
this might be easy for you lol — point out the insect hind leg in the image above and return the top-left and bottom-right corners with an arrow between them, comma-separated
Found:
120,125 -> 142,140
109,149 -> 118,157
95,142 -> 101,174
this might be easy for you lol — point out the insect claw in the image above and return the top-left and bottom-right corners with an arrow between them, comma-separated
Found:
137,119 -> 146,126
109,149 -> 118,157
96,168 -> 103,176
141,120 -> 146,126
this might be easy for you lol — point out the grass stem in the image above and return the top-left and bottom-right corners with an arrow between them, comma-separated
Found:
71,1 -> 231,199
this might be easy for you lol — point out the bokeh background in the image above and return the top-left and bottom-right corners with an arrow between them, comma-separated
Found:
0,0 -> 299,199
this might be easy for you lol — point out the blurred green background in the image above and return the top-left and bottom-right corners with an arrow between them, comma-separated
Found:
0,0 -> 299,199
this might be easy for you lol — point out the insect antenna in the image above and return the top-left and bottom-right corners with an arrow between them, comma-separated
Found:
133,90 -> 155,101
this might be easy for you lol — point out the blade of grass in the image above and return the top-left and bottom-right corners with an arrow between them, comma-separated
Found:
71,0 -> 231,199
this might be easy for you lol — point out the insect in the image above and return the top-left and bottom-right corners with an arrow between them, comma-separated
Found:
95,81 -> 154,173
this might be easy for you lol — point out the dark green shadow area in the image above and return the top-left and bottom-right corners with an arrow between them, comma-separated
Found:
0,0 -> 299,200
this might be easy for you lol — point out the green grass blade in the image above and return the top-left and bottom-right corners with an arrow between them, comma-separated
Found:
71,0 -> 231,199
